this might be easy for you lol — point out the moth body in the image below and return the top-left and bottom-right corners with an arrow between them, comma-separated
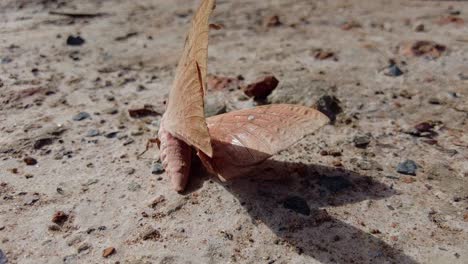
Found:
158,115 -> 192,192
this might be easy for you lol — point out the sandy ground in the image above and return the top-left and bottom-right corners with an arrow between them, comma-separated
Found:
1,0 -> 467,263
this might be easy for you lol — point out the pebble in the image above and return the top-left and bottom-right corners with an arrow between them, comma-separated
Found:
127,181 -> 141,192
151,162 -> 165,174
86,129 -> 100,137
123,138 -> 135,146
396,160 -> 418,176
125,168 -> 135,175
149,195 -> 166,208
384,64 -> 403,77
23,194 -> 40,205
72,112 -> 90,121
102,247 -> 116,258
244,75 -> 279,100
52,211 -> 68,224
353,135 -> 371,148
141,226 -> 161,241
315,95 -> 342,122
104,108 -> 118,115
77,243 -> 91,253
283,196 -> 310,216
265,15 -> 282,27
0,249 -> 7,264
23,156 -> 38,165
105,131 -> 118,138
34,137 -> 54,149
414,24 -> 425,32
66,35 -> 85,46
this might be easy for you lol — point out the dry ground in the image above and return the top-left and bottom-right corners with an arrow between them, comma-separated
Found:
1,0 -> 467,263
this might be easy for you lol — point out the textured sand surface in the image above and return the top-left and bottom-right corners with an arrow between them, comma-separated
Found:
1,0 -> 467,263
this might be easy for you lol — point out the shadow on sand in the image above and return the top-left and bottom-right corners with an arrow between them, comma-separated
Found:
187,157 -> 418,264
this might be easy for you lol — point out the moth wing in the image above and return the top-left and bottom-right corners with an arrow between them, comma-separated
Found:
164,0 -> 216,157
203,104 -> 330,180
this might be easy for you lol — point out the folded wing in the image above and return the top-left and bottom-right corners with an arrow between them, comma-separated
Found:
202,104 -> 330,180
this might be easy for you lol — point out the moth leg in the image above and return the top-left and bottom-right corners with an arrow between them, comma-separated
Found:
137,137 -> 160,159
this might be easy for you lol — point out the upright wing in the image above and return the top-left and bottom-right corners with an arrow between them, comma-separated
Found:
163,0 -> 216,157
202,104 -> 330,180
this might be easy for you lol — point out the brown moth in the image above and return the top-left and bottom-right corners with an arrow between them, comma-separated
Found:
158,0 -> 329,192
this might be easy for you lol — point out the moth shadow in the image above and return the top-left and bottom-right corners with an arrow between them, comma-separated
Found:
219,160 -> 418,264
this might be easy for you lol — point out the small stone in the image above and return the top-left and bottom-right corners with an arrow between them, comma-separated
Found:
72,112 -> 90,121
400,40 -> 446,59
384,65 -> 403,77
313,49 -> 335,60
244,75 -> 279,100
67,236 -> 82,246
23,194 -> 40,205
128,181 -> 141,192
428,98 -> 441,105
77,243 -> 91,253
353,135 -> 371,148
52,211 -> 68,225
86,129 -> 100,137
396,160 -> 418,176
151,162 -> 165,174
141,227 -> 161,241
265,15 -> 282,27
66,35 -> 85,46
123,138 -> 135,146
414,24 -> 425,32
0,249 -> 7,264
149,195 -> 166,209
84,179 -> 99,186
283,196 -> 310,216
128,105 -> 160,118
125,168 -> 136,175
315,95 -> 342,122
34,138 -> 54,149
105,131 -> 118,138
23,156 -> 38,165
48,224 -> 61,231
370,229 -> 381,234
104,108 -> 118,115
102,247 -> 116,258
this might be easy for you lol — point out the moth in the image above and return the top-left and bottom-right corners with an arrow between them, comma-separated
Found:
158,0 -> 329,192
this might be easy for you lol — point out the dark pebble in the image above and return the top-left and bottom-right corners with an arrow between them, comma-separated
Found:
105,132 -> 119,138
0,249 -> 7,264
34,137 -> 54,149
66,35 -> 85,46
244,75 -> 279,100
385,64 -> 403,77
315,95 -> 342,122
72,112 -> 90,121
86,129 -> 100,137
283,196 -> 310,216
151,162 -> 165,174
353,135 -> 371,148
24,157 -> 37,165
396,160 -> 418,176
